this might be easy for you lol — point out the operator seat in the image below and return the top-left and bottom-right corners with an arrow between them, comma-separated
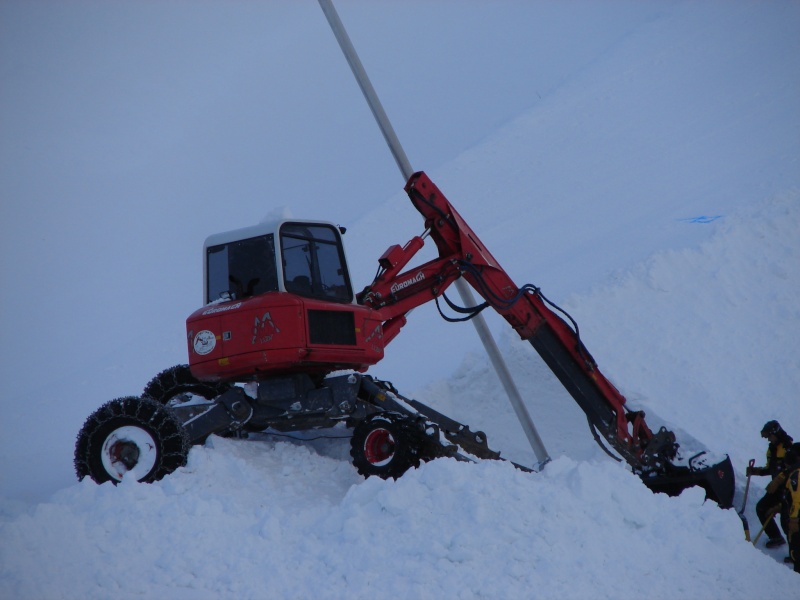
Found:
287,275 -> 313,296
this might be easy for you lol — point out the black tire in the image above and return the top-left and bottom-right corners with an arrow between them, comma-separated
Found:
144,364 -> 230,406
350,413 -> 423,480
74,396 -> 190,484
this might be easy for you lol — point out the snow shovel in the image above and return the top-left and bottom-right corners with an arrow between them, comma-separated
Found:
751,506 -> 780,546
739,459 -> 755,541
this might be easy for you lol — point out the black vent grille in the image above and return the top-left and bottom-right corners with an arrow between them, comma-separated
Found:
308,310 -> 356,345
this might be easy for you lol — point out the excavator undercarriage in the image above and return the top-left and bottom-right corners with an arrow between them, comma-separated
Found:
75,366 -> 504,486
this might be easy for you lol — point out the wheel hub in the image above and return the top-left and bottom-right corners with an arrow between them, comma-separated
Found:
363,427 -> 395,466
110,439 -> 140,470
101,425 -> 158,482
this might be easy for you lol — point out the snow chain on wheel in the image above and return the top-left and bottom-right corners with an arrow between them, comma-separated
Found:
144,364 -> 231,406
350,413 -> 426,480
74,396 -> 190,484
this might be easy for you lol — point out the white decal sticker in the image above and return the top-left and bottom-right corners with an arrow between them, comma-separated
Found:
252,312 -> 280,344
364,323 -> 383,343
202,302 -> 242,316
390,271 -> 425,294
193,330 -> 217,355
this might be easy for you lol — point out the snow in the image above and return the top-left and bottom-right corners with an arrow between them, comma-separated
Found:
1,0 -> 798,597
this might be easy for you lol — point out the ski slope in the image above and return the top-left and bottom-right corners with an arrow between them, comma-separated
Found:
1,1 -> 798,597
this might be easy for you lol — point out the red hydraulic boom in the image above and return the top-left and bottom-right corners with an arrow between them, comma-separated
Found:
359,171 -> 734,506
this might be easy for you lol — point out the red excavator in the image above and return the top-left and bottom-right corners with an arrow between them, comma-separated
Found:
74,1 -> 734,508
74,169 -> 734,507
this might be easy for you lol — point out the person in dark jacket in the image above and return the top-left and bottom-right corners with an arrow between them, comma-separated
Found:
782,442 -> 800,572
747,420 -> 794,548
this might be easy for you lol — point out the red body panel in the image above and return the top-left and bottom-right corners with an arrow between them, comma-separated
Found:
187,293 -> 385,381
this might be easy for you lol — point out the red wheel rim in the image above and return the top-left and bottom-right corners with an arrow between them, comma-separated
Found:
364,427 -> 395,465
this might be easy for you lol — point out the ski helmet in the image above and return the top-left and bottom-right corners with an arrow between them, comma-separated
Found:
761,420 -> 781,438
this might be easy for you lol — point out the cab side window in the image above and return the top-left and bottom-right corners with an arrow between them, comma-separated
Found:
207,234 -> 277,303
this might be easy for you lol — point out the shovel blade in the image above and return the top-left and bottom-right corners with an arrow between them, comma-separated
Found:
740,514 -> 751,541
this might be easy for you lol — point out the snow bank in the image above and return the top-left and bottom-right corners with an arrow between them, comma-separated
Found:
1,1 -> 798,597
1,439 -> 794,600
569,190 -> 800,472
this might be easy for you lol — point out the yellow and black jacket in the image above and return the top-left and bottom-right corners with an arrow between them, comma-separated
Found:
786,467 -> 800,520
754,436 -> 792,478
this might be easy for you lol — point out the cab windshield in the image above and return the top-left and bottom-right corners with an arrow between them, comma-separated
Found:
280,223 -> 352,303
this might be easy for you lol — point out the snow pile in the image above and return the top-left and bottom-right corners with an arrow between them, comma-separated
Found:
0,438 -> 793,600
1,1 -> 799,597
568,190 -> 800,471
1,192 -> 797,597
412,191 -> 800,473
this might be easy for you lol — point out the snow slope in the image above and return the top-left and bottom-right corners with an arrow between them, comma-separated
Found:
1,1 -> 799,597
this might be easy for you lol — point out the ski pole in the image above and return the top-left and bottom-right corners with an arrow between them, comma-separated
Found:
739,458 -> 755,541
751,506 -> 780,546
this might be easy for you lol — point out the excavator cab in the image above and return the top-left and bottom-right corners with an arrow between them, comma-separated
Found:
204,220 -> 353,305
187,219 -> 385,382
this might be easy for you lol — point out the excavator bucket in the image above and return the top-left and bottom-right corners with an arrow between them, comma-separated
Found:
641,454 -> 735,509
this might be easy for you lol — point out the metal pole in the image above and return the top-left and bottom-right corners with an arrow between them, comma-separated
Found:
453,280 -> 550,468
317,0 -> 550,469
317,0 -> 413,181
